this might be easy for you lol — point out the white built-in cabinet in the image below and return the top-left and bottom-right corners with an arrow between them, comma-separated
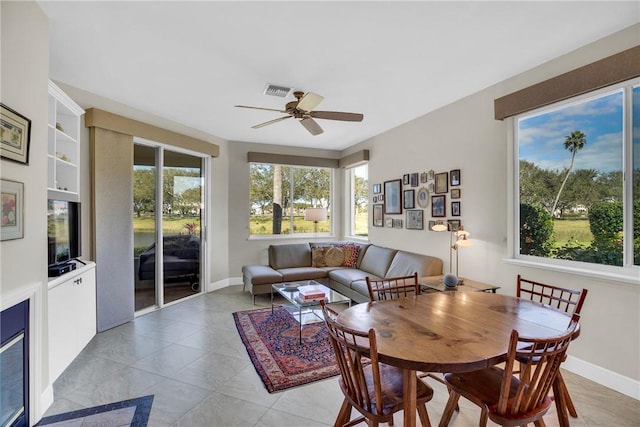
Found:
48,260 -> 97,382
47,80 -> 84,201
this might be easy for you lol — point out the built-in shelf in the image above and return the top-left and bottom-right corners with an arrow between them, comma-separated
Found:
47,81 -> 84,201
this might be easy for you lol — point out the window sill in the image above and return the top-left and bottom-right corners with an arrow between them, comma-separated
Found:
248,233 -> 335,241
503,257 -> 640,286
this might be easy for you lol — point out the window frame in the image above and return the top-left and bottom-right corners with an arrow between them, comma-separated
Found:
248,162 -> 335,239
345,163 -> 369,240
509,78 -> 639,284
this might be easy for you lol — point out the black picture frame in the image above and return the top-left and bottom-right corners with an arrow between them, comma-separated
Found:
1,103 -> 31,165
403,189 -> 415,209
373,183 -> 382,194
384,179 -> 402,214
403,174 -> 410,185
410,173 -> 419,187
431,195 -> 446,217
452,201 -> 461,216
450,169 -> 461,186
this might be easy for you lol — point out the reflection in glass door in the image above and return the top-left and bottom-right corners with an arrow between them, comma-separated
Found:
133,144 -> 205,312
162,150 -> 203,305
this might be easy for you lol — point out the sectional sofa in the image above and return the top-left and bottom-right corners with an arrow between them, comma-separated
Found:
242,241 -> 443,303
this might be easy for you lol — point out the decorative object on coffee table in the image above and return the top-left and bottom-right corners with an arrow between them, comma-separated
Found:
233,307 -> 339,393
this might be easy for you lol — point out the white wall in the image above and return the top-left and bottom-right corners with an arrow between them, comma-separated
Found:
0,0 -> 51,420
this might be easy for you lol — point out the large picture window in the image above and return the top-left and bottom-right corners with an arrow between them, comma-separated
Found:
249,163 -> 332,236
515,78 -> 639,275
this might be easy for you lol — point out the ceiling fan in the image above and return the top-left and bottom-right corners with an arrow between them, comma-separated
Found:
235,91 -> 364,136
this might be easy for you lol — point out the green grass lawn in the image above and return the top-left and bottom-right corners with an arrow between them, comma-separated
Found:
249,213 -> 370,236
553,219 -> 592,247
133,215 -> 200,234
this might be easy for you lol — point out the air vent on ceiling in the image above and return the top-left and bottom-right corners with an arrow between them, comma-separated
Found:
263,84 -> 291,98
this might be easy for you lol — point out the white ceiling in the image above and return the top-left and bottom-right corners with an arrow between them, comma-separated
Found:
38,1 -> 639,151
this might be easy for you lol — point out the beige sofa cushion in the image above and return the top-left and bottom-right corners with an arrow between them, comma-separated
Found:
358,245 -> 397,278
386,250 -> 443,278
269,243 -> 311,269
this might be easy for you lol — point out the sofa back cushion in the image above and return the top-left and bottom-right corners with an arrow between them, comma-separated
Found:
358,245 -> 397,278
269,243 -> 311,269
386,251 -> 443,278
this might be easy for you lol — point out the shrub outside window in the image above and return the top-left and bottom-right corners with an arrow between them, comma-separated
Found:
515,79 -> 639,274
249,163 -> 332,236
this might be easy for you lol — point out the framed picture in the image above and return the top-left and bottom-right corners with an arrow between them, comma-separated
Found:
434,172 -> 448,194
378,193 -> 384,202
406,210 -> 423,230
431,195 -> 446,217
410,173 -> 419,187
417,187 -> 429,208
428,170 -> 435,180
1,179 -> 24,241
448,219 -> 461,232
373,183 -> 382,194
373,204 -> 384,227
403,174 -> 410,185
452,201 -> 461,216
428,219 -> 446,231
450,169 -> 461,186
385,217 -> 393,228
393,219 -> 403,229
403,189 -> 415,209
451,188 -> 461,199
420,172 -> 427,183
384,179 -> 402,214
1,104 -> 31,165
373,195 -> 377,203
428,182 -> 434,192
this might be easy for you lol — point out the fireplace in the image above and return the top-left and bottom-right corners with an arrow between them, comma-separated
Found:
1,300 -> 28,427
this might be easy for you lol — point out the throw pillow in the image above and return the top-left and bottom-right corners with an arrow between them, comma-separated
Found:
311,246 -> 332,267
339,244 -> 360,268
325,246 -> 345,267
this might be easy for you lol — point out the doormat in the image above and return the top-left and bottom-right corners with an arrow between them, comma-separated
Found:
36,395 -> 154,426
233,307 -> 339,393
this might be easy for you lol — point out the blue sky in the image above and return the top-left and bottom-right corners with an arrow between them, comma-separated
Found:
518,90 -> 624,173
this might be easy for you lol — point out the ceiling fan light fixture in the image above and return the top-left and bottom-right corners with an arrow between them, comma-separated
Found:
263,84 -> 291,98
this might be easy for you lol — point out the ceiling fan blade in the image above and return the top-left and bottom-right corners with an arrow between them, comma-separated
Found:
251,115 -> 292,129
235,105 -> 287,113
310,111 -> 364,122
300,117 -> 324,135
296,92 -> 324,112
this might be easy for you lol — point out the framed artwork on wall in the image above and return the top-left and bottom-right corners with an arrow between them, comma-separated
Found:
1,179 -> 24,241
403,189 -> 415,209
431,195 -> 446,217
448,219 -> 461,231
1,104 -> 31,165
417,187 -> 429,208
373,204 -> 384,227
410,173 -> 419,187
450,169 -> 461,186
373,183 -> 382,194
384,179 -> 402,214
385,217 -> 393,228
393,219 -> 403,229
406,210 -> 423,230
452,201 -> 461,216
451,188 -> 461,199
434,172 -> 448,194
403,174 -> 410,185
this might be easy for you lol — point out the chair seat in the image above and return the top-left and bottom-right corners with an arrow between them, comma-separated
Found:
445,366 -> 553,425
342,364 -> 433,417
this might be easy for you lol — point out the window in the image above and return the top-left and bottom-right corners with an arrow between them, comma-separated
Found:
515,78 -> 639,276
347,164 -> 368,237
249,163 -> 332,236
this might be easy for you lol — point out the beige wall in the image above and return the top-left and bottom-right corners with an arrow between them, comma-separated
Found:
0,0 -> 51,419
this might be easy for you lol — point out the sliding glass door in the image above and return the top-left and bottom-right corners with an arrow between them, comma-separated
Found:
133,143 -> 206,312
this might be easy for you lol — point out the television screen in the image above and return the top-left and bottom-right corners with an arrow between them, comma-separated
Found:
47,200 -> 81,267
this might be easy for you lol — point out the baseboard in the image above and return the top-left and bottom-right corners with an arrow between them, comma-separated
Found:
40,384 -> 54,420
204,276 -> 243,293
564,355 -> 639,400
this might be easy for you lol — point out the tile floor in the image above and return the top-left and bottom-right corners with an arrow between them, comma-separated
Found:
43,285 -> 639,426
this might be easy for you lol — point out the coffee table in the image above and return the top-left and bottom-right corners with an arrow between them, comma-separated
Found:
271,280 -> 351,343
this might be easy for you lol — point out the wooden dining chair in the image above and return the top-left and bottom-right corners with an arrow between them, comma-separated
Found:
439,314 -> 579,427
366,272 -> 420,301
517,275 -> 588,422
320,300 -> 433,427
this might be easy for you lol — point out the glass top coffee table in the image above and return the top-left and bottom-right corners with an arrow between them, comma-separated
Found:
271,280 -> 351,344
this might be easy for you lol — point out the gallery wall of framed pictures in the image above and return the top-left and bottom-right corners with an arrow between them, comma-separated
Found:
371,168 -> 463,232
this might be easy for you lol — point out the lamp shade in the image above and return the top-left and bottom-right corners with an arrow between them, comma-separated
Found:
305,208 -> 327,222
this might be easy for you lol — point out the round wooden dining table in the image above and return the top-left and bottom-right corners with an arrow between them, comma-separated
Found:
337,291 -> 574,427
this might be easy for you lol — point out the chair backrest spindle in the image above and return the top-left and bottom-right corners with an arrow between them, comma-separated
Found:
366,272 -> 420,301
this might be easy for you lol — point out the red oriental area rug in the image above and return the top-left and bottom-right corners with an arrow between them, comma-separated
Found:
233,307 -> 339,393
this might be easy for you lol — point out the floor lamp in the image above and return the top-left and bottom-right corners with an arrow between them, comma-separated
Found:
305,208 -> 327,233
433,223 -> 471,286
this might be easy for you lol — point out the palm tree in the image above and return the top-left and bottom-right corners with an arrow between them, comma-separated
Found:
551,130 -> 587,217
